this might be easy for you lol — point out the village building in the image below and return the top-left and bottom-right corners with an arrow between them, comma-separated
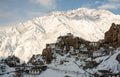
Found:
5,55 -> 20,67
42,44 -> 53,64
93,47 -> 105,58
28,66 -> 42,75
28,54 -> 44,66
87,42 -> 100,51
28,66 -> 47,75
78,51 -> 89,61
56,33 -> 80,52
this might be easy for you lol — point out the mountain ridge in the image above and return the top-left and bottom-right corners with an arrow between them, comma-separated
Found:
0,8 -> 120,62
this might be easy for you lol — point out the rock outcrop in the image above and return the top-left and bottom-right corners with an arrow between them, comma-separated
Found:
105,23 -> 120,47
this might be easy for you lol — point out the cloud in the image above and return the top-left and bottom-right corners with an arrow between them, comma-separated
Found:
98,0 -> 120,10
30,0 -> 56,9
98,3 -> 120,10
81,0 -> 120,11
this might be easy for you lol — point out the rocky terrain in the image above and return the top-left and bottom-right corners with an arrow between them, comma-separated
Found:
0,8 -> 120,77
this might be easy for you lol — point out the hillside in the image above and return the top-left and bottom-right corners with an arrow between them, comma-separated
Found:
1,23 -> 120,77
0,8 -> 120,62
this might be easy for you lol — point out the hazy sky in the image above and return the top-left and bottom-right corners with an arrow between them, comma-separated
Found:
0,0 -> 120,26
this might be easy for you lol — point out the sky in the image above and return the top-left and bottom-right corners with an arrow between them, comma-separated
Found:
0,0 -> 120,26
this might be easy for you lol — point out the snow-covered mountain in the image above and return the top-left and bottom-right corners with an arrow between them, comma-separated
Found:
0,8 -> 120,62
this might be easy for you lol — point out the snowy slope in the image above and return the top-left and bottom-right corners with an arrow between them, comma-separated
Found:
0,8 -> 120,62
97,48 -> 120,73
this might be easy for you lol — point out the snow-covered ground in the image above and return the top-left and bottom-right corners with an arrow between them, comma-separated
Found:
0,54 -> 90,77
97,48 -> 120,73
23,69 -> 86,77
1,48 -> 120,77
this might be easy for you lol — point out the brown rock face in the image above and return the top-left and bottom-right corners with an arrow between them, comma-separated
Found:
105,23 -> 120,47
